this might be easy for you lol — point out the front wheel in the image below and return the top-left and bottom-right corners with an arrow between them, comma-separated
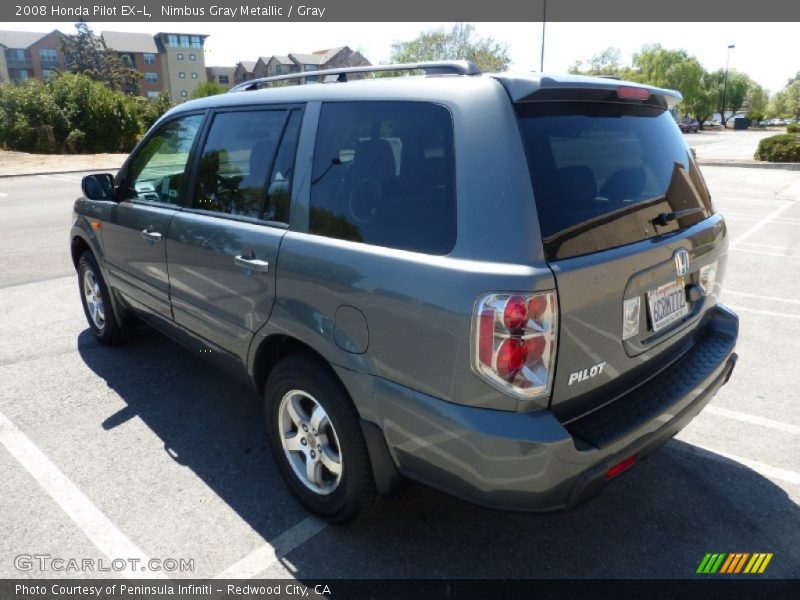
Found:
264,354 -> 378,523
78,251 -> 126,345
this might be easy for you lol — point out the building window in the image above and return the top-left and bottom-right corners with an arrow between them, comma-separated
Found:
144,72 -> 158,83
191,72 -> 198,79
180,90 -> 187,97
304,64 -> 316,71
147,91 -> 160,98
191,36 -> 202,49
189,54 -> 196,61
168,34 -> 178,47
41,69 -> 55,80
144,53 -> 156,64
38,48 -> 58,63
177,53 -> 184,60
276,65 -> 283,74
180,35 -> 190,48
218,75 -> 229,84
179,72 -> 186,78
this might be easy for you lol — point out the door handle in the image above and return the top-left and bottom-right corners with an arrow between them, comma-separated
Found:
234,255 -> 269,273
140,229 -> 163,242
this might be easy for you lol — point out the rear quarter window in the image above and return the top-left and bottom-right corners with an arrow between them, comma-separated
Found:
309,101 -> 456,255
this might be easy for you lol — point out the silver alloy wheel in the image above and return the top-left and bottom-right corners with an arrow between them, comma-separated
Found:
278,389 -> 343,495
82,268 -> 106,331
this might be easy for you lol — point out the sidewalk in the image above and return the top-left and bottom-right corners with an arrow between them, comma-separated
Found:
0,150 -> 125,178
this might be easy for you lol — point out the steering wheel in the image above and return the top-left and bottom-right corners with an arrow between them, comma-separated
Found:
348,177 -> 382,224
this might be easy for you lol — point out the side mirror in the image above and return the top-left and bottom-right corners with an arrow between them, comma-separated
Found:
81,173 -> 115,201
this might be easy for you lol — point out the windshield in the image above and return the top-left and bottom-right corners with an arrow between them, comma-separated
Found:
516,102 -> 713,260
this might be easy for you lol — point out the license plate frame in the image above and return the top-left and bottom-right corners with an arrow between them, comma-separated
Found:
647,278 -> 688,332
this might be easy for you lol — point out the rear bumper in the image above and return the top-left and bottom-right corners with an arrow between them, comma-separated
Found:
358,304 -> 738,511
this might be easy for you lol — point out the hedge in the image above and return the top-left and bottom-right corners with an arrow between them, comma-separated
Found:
0,72 -> 172,154
754,134 -> 800,162
787,123 -> 800,134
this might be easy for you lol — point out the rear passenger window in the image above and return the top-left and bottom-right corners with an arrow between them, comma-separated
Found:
309,102 -> 456,255
193,109 -> 300,222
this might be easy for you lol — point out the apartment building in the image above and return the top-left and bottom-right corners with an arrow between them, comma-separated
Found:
234,47 -> 371,85
101,31 -> 165,98
206,66 -> 236,90
0,30 -> 65,83
0,28 -> 207,102
154,32 -> 209,102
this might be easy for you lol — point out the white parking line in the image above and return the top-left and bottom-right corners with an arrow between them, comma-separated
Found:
213,516 -> 327,579
672,442 -> 800,487
729,200 -> 799,249
723,290 -> 800,306
0,411 -> 162,579
703,405 -> 800,436
725,305 -> 800,320
738,241 -> 796,251
734,248 -> 800,259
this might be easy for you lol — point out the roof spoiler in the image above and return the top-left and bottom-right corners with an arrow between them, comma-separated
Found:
493,74 -> 682,110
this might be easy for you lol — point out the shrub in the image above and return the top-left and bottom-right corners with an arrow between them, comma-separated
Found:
754,134 -> 800,162
787,123 -> 800,134
0,71 -> 173,154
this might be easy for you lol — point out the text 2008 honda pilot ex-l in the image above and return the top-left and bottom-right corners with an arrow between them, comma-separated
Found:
71,62 -> 738,523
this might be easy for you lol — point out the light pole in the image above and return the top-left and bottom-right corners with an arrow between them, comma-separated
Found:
721,44 -> 735,126
540,0 -> 547,71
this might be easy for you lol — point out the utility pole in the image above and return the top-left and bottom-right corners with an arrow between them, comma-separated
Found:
540,0 -> 547,71
721,44 -> 735,126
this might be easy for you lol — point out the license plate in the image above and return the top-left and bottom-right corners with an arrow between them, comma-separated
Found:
647,279 -> 688,332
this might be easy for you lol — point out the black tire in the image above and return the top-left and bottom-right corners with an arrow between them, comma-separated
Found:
264,353 -> 378,523
77,251 -> 126,346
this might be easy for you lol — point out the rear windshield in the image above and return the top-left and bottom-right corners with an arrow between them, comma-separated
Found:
516,103 -> 713,260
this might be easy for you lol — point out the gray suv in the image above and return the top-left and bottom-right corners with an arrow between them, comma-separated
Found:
71,61 -> 738,523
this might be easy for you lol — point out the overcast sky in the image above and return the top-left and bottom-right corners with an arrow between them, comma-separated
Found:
4,21 -> 798,93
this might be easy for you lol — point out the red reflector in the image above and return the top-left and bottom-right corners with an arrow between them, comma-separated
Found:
503,295 -> 528,331
606,454 -> 637,480
617,86 -> 651,101
478,309 -> 495,367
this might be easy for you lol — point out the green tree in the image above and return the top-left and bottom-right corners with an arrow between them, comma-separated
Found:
766,90 -> 789,118
60,21 -> 141,95
568,47 -> 635,79
786,81 -> 800,120
192,81 -> 227,98
389,23 -> 510,73
745,83 -> 768,122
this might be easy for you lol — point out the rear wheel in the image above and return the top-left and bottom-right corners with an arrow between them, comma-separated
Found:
264,353 -> 377,523
78,251 -> 125,345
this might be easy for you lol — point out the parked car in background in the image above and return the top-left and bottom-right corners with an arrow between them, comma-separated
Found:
678,117 -> 699,133
703,121 -> 722,130
71,64 -> 739,522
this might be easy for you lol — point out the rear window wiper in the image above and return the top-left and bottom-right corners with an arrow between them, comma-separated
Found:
652,207 -> 705,227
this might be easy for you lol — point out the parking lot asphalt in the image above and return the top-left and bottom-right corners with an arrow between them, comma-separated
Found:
0,164 -> 798,580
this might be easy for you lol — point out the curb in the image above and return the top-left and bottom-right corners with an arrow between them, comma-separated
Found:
0,167 -> 121,179
697,159 -> 800,171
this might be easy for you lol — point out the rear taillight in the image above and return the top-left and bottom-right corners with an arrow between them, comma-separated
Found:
472,291 -> 558,402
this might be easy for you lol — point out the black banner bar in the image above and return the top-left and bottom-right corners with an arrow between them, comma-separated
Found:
4,0 -> 800,22
2,579 -> 799,600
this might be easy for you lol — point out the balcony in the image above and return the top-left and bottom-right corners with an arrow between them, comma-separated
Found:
6,58 -> 33,69
39,58 -> 59,69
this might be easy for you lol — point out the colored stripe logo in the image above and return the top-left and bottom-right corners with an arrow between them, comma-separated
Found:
696,553 -> 773,574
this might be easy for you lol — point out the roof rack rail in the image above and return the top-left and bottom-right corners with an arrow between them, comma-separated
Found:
228,60 -> 481,93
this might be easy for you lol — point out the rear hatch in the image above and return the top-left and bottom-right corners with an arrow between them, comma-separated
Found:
500,75 -> 727,421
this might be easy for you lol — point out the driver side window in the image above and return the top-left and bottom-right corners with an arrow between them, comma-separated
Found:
124,114 -> 204,205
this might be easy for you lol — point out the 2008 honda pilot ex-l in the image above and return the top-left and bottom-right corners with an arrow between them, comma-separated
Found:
71,61 -> 738,523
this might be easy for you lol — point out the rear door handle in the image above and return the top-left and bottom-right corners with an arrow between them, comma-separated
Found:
234,255 -> 269,273
140,229 -> 162,242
